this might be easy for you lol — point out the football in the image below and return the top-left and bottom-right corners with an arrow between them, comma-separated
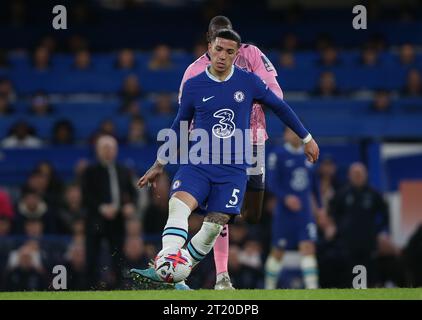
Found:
154,248 -> 193,283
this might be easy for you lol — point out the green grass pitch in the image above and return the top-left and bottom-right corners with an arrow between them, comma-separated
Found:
0,288 -> 421,300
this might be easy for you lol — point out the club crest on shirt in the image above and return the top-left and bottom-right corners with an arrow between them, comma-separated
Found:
172,180 -> 181,189
234,91 -> 245,103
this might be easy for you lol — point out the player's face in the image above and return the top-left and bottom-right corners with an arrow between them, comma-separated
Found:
208,37 -> 239,74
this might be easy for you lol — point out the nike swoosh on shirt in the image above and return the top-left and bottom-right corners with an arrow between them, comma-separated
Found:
225,204 -> 236,208
202,96 -> 215,102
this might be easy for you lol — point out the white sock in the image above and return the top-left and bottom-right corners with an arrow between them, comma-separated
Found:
162,197 -> 191,250
265,255 -> 283,289
186,222 -> 223,268
301,255 -> 319,289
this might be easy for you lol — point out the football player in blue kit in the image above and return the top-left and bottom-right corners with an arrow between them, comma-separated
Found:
264,127 -> 323,289
130,29 -> 319,290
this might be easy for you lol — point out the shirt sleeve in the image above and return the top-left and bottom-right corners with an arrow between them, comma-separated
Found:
249,45 -> 283,99
251,73 -> 309,140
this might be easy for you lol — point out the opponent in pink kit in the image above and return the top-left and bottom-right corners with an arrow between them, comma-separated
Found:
178,16 -> 284,290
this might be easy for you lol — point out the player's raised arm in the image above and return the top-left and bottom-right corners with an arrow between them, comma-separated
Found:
138,83 -> 195,188
251,74 -> 319,163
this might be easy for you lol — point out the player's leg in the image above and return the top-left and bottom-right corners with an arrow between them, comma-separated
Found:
213,224 -> 233,289
186,212 -> 231,269
130,166 -> 208,287
264,247 -> 285,289
298,220 -> 319,289
265,208 -> 291,289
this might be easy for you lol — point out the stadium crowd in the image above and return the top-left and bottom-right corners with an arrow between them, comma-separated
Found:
1,0 -> 422,290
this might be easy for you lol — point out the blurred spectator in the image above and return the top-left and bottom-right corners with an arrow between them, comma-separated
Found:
121,236 -> 149,289
326,162 -> 399,287
280,33 -> 299,52
279,51 -> 295,69
32,45 -> 51,71
24,219 -> 44,238
317,157 -> 340,209
229,220 -> 249,247
0,94 -> 14,115
120,74 -> 143,103
126,116 -> 149,146
29,91 -> 53,116
143,172 -> 170,235
228,244 -> 263,289
148,44 -> 173,70
34,161 -> 64,208
119,99 -> 142,117
399,43 -> 416,66
58,183 -> 86,234
67,35 -> 89,53
317,45 -> 341,67
315,33 -> 334,52
64,241 -> 87,290
370,90 -> 392,113
0,216 -> 12,237
51,119 -> 75,145
73,49 -> 91,70
154,93 -> 174,115
1,121 -> 43,148
90,119 -> 118,145
401,69 -> 422,97
360,45 -> 379,67
81,135 -> 137,289
8,0 -> 27,27
313,71 -> 341,97
39,35 -> 57,53
116,48 -> 136,70
193,41 -> 208,59
0,188 -> 15,221
126,217 -> 142,238
0,78 -> 17,103
73,158 -> 90,183
3,240 -> 46,291
15,189 -> 55,234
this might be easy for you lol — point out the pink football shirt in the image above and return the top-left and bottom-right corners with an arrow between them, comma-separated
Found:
179,44 -> 283,145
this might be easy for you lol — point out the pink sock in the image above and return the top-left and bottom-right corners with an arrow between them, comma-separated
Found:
213,224 -> 229,275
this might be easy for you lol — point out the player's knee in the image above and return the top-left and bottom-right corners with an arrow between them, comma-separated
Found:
204,212 -> 230,226
299,241 -> 316,255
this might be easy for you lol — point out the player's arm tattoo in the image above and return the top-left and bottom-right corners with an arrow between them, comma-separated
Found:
204,212 -> 231,226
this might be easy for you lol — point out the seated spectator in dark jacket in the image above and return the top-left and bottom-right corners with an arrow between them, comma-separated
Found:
15,189 -> 56,234
119,99 -> 142,117
73,49 -> 92,71
120,74 -> 143,104
64,241 -> 87,290
0,94 -> 14,115
32,45 -> 51,72
313,71 -> 341,97
317,45 -> 341,67
126,116 -> 149,146
148,44 -> 173,70
401,69 -> 422,97
51,119 -> 75,145
360,45 -> 379,67
29,91 -> 53,116
116,48 -> 136,70
3,241 -> 47,291
399,43 -> 416,66
58,183 -> 86,234
369,90 -> 392,113
1,121 -> 43,148
279,51 -> 296,69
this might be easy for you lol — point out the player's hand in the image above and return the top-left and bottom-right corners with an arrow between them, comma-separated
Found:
284,195 -> 302,212
304,138 -> 319,163
137,161 -> 164,189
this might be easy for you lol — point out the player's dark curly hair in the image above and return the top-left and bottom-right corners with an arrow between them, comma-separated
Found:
210,29 -> 241,48
207,16 -> 233,42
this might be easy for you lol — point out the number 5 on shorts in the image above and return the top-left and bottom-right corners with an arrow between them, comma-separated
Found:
229,188 -> 240,206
